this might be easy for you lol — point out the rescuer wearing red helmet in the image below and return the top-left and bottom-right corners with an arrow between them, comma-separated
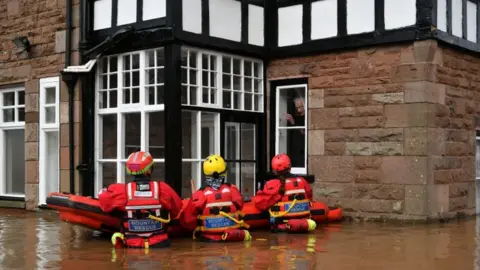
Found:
254,153 -> 316,233
180,154 -> 252,242
98,151 -> 183,249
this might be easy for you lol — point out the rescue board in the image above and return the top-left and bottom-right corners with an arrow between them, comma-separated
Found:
46,192 -> 342,235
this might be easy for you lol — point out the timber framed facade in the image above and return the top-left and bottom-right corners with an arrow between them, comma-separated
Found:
3,0 -> 479,220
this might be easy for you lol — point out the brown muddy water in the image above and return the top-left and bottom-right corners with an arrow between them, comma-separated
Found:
0,209 -> 479,270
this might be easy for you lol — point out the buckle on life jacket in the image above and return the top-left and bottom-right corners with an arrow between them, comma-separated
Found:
288,193 -> 305,201
209,206 -> 231,215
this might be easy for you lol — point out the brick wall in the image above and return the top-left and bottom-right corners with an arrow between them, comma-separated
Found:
0,0 -> 81,209
267,40 -> 477,220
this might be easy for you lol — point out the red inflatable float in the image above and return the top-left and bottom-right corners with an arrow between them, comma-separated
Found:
46,192 -> 342,236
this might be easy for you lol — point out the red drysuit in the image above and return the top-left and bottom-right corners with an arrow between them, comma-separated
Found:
254,176 -> 314,233
181,183 -> 251,241
98,180 -> 183,248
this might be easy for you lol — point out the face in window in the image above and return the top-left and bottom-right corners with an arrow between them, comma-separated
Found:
294,98 -> 305,116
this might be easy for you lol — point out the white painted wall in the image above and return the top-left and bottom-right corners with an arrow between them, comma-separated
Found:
467,1 -> 477,43
248,5 -> 264,46
347,0 -> 375,35
278,4 -> 303,47
209,0 -> 242,42
437,0 -> 447,31
93,0 -> 112,30
452,0 -> 463,37
384,0 -> 416,30
117,0 -> 137,26
183,0 -> 202,34
311,0 -> 337,40
143,0 -> 166,21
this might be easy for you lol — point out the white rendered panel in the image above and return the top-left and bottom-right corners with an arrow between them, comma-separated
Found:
143,0 -> 166,21
278,5 -> 303,47
117,0 -> 137,26
183,0 -> 202,34
384,0 -> 416,30
209,0 -> 242,42
347,0 -> 375,35
467,1 -> 477,42
248,5 -> 264,46
93,0 -> 112,30
452,0 -> 463,37
311,0 -> 337,40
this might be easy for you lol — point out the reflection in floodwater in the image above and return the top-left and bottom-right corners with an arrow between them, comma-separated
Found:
2,209 -> 480,269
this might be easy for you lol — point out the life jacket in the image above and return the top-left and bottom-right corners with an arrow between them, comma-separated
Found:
268,177 -> 311,221
122,181 -> 171,242
195,184 -> 248,235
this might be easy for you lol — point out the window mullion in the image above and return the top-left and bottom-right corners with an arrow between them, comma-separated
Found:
142,111 -> 148,152
197,52 -> 202,105
117,112 -> 124,183
217,56 -> 222,108
118,56 -> 123,109
240,60 -> 244,110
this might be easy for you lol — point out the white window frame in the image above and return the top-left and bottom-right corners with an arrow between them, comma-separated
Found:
182,110 -> 220,190
274,84 -> 308,175
39,77 -> 60,205
181,46 -> 264,113
224,122 -> 241,187
0,86 -> 26,197
94,48 -> 166,196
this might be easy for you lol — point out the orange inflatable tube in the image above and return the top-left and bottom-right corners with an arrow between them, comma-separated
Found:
46,192 -> 342,235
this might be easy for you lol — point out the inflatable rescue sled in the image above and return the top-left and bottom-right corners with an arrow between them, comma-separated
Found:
46,192 -> 342,235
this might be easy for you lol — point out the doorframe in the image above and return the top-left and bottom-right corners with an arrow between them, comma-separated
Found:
220,110 -> 265,195
269,77 -> 309,175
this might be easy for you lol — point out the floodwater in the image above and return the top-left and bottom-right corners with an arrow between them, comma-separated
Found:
0,209 -> 479,270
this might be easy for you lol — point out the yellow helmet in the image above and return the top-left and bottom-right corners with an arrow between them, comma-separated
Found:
203,154 -> 227,177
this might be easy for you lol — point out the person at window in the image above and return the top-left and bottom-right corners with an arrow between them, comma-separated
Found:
285,97 -> 306,168
181,154 -> 252,242
253,153 -> 316,233
98,151 -> 183,249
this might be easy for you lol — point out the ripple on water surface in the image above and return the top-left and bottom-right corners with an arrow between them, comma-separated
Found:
0,209 -> 479,269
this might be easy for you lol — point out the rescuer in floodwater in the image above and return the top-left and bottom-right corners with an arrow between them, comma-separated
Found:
181,154 -> 252,242
98,151 -> 183,249
254,153 -> 317,233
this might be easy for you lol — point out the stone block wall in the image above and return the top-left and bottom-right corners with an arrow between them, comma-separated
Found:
0,0 -> 81,209
267,40 -> 478,220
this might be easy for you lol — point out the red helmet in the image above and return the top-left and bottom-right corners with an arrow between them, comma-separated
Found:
126,151 -> 154,176
271,153 -> 291,174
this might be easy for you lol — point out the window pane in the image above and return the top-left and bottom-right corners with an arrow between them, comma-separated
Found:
222,57 -> 231,73
45,87 -> 56,104
181,161 -> 200,198
3,92 -> 14,106
201,112 -> 217,158
189,86 -> 197,105
225,162 -> 239,186
100,91 -> 108,109
244,93 -> 252,111
3,108 -> 14,122
241,163 -> 255,197
147,50 -> 155,67
101,114 -> 117,159
45,107 -> 55,124
110,74 -> 118,89
241,123 -> 255,160
17,108 -> 24,122
189,51 -> 197,68
182,111 -> 198,159
100,163 -> 117,188
233,92 -> 241,109
124,113 -> 141,158
233,59 -> 241,75
146,69 -> 155,85
254,94 -> 262,112
45,131 -> 59,196
244,61 -> 252,77
181,85 -> 188,105
277,128 -> 306,168
124,162 -> 165,183
222,74 -> 231,90
156,68 -> 164,84
189,69 -> 197,85
224,123 -> 239,160
17,91 -> 25,105
132,54 -> 140,69
5,129 -> 25,195
148,111 -> 165,158
254,62 -> 261,78
278,87 -> 306,128
223,91 -> 232,109
109,90 -> 118,108
110,56 -> 118,72
254,79 -> 261,93
156,49 -> 165,67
